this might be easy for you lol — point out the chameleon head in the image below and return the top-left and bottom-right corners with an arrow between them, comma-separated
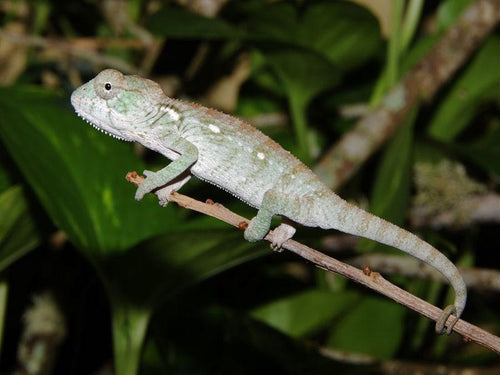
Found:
71,69 -> 166,141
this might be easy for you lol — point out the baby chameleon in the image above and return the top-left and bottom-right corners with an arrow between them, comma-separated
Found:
71,69 -> 466,334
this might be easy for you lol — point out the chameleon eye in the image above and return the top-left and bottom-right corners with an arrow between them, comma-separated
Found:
94,69 -> 124,100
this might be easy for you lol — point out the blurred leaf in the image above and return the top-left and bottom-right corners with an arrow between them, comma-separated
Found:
147,305 -> 358,375
104,230 -> 267,305
247,1 -> 382,69
327,296 -> 405,359
251,289 -> 358,338
0,86 -> 177,256
0,186 -> 40,272
0,156 -> 11,193
427,37 -> 500,141
149,1 -> 382,71
458,122 -> 500,179
266,50 -> 341,109
266,49 -> 340,158
437,0 -> 474,31
105,229 -> 268,375
295,1 -> 382,70
147,7 -> 242,39
357,105 -> 416,252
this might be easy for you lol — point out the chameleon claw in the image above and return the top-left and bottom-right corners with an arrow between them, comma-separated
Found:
435,305 -> 458,335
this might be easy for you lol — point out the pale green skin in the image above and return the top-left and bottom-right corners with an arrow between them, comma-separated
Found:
71,69 -> 466,333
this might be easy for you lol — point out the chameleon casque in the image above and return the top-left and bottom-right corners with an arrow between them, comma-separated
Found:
71,69 -> 466,334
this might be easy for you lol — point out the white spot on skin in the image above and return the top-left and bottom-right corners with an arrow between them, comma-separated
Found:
257,152 -> 265,160
208,124 -> 220,133
161,106 -> 180,121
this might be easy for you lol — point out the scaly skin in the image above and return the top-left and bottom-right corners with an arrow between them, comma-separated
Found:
71,69 -> 466,334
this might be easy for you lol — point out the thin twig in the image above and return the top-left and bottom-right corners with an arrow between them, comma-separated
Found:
126,171 -> 500,354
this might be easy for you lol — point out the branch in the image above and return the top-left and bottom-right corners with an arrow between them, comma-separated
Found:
314,0 -> 500,190
348,254 -> 500,293
126,172 -> 500,354
411,193 -> 500,229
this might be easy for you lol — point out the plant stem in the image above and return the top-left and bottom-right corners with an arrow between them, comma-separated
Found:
289,94 -> 310,163
401,0 -> 424,51
0,279 -> 7,357
111,298 -> 151,375
387,0 -> 405,86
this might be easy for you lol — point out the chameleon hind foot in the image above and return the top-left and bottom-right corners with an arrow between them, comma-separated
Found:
269,223 -> 296,252
435,305 -> 458,335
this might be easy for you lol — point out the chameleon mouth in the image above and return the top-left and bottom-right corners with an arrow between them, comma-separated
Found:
75,112 -> 129,142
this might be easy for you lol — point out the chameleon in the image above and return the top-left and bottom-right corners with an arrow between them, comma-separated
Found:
71,69 -> 466,334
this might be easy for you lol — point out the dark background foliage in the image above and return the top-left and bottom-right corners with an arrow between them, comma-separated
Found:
0,0 -> 499,374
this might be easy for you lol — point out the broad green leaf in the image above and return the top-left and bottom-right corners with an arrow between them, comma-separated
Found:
104,229 -> 268,374
458,121 -> 500,179
251,289 -> 358,338
327,296 -> 405,359
357,106 -> 416,252
148,1 -> 382,71
0,155 -> 11,193
437,0 -> 474,31
265,49 -> 340,159
147,305 -> 355,375
103,229 -> 267,305
427,37 -> 500,141
0,186 -> 40,272
147,7 -> 242,39
247,1 -> 382,69
0,86 -> 176,256
296,1 -> 382,70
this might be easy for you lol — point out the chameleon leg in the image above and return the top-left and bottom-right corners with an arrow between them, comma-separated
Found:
244,190 -> 281,243
244,190 -> 297,249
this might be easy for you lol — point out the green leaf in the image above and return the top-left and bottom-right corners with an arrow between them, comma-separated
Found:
247,1 -> 382,69
357,105 -> 417,252
266,49 -> 341,159
147,305 -> 353,375
458,121 -> 500,179
251,289 -> 358,338
0,86 -> 176,256
103,230 -> 267,305
327,296 -> 405,359
0,186 -> 40,272
0,155 -> 12,193
427,37 -> 500,141
147,7 -> 241,39
104,229 -> 268,374
295,1 -> 382,70
437,0 -> 474,31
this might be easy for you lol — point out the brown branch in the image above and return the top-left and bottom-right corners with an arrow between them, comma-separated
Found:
313,0 -> 500,190
348,254 -> 500,293
0,30 -> 140,73
126,171 -> 500,354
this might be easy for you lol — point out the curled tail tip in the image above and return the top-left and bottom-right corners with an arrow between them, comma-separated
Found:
435,305 -> 460,335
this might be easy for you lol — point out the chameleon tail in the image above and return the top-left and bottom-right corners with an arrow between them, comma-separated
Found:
317,194 -> 467,330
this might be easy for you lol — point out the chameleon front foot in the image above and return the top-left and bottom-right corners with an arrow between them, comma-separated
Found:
134,170 -> 157,201
435,305 -> 459,335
